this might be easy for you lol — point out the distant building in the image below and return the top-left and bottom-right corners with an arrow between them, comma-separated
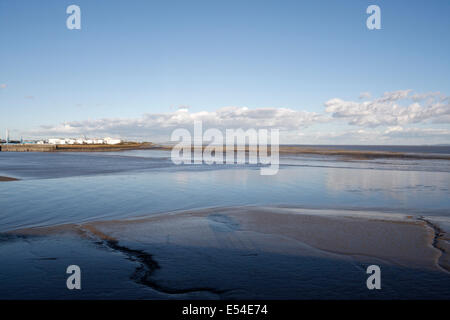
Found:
104,137 -> 122,145
48,138 -> 66,145
43,137 -> 122,145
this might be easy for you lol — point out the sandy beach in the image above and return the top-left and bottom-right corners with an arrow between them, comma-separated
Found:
3,206 -> 449,299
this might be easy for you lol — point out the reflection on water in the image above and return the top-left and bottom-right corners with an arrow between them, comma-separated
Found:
0,150 -> 449,232
325,168 -> 449,202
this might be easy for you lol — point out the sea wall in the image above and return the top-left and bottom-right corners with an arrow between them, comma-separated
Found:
0,144 -> 57,152
0,143 -> 154,152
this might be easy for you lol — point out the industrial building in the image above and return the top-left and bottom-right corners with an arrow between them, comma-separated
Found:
0,128 -> 122,146
44,137 -> 122,145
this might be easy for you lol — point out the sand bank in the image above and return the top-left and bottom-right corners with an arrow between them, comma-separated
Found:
3,206 -> 449,299
0,176 -> 19,181
153,145 -> 450,160
8,207 -> 449,272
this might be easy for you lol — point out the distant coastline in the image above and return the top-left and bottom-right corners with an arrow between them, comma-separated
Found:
151,144 -> 450,160
1,142 -> 450,160
0,142 -> 156,152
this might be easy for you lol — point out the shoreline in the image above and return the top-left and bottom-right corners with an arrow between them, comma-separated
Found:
0,176 -> 19,182
138,144 -> 450,160
1,143 -> 449,160
0,142 -> 156,152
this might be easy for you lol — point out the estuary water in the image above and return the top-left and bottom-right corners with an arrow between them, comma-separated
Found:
0,148 -> 449,299
0,149 -> 449,232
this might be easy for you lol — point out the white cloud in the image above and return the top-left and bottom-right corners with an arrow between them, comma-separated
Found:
325,90 -> 450,127
289,126 -> 450,145
383,126 -> 450,138
410,91 -> 443,102
30,106 -> 326,140
359,92 -> 371,100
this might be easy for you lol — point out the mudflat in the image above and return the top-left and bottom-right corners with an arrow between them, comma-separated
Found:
0,176 -> 19,181
4,206 -> 449,299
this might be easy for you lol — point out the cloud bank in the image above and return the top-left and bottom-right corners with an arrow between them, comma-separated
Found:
31,107 -> 326,140
324,90 -> 450,127
28,90 -> 450,144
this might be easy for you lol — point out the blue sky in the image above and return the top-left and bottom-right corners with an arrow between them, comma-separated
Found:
0,0 -> 449,144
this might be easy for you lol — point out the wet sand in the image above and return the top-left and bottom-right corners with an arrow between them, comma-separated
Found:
153,144 -> 450,160
7,206 -> 450,272
3,206 -> 449,299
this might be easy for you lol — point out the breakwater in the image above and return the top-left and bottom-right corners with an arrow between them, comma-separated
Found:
0,143 -> 154,152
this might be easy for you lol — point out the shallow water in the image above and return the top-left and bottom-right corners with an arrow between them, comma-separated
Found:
0,150 -> 449,232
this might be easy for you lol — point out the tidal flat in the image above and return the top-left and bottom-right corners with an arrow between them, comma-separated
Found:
0,148 -> 449,299
1,206 -> 449,299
